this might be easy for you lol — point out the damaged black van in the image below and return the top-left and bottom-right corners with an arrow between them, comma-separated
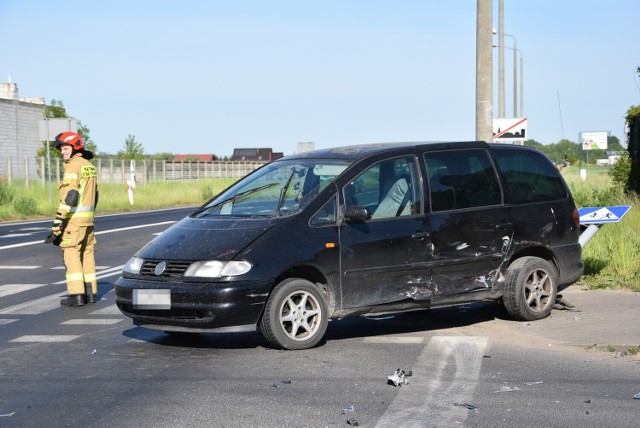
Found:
115,141 -> 583,350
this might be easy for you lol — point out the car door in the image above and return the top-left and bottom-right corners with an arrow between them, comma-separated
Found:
338,154 -> 433,309
424,148 -> 513,296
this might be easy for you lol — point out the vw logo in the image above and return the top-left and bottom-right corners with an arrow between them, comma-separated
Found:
154,261 -> 167,276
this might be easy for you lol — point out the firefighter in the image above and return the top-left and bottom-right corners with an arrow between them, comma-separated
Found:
51,131 -> 99,306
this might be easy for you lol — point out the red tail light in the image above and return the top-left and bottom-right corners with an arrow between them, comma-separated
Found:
573,209 -> 580,228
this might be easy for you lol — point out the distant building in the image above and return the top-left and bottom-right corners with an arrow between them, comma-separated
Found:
0,82 -> 46,179
173,154 -> 217,161
297,141 -> 315,153
231,148 -> 283,162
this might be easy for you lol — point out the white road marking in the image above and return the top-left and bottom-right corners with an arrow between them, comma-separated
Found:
9,335 -> 80,343
0,221 -> 176,250
363,336 -> 424,344
375,336 -> 489,427
0,284 -> 48,298
0,292 -> 63,315
0,265 -> 41,269
60,319 -> 122,325
90,305 -> 123,315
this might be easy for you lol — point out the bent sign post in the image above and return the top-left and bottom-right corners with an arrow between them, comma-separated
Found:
578,205 -> 632,248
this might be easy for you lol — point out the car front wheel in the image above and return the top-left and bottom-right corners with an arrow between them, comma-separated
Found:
260,278 -> 328,350
503,256 -> 558,321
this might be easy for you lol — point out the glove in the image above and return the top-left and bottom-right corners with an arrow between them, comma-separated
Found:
51,217 -> 66,236
44,231 -> 62,246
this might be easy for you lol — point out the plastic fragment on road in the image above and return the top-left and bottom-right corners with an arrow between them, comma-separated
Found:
454,402 -> 478,411
90,349 -> 97,355
634,392 -> 640,399
342,405 -> 355,413
494,385 -> 521,393
387,368 -> 412,387
524,381 -> 543,385
346,417 -> 360,426
272,383 -> 281,389
0,412 -> 15,417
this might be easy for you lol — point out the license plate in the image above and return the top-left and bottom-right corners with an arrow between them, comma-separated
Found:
133,289 -> 171,310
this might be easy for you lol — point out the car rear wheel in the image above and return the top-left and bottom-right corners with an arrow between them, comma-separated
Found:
503,256 -> 558,321
260,278 -> 328,350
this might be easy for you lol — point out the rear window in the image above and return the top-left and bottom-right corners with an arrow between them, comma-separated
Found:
493,148 -> 568,204
424,149 -> 501,211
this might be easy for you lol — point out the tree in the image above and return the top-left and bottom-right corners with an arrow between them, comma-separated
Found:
37,99 -> 98,159
149,152 -> 175,161
118,134 -> 145,160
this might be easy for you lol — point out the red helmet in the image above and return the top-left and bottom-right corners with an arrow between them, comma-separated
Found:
54,131 -> 84,151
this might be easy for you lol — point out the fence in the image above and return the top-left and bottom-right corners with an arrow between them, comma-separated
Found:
0,157 -> 266,187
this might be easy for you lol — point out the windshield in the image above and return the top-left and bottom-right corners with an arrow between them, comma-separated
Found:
192,159 -> 350,218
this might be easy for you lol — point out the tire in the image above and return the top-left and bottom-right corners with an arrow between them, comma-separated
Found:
260,278 -> 328,350
503,256 -> 558,321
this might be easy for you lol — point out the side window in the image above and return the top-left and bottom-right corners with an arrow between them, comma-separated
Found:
494,149 -> 568,204
343,156 -> 421,220
310,195 -> 337,226
425,149 -> 501,211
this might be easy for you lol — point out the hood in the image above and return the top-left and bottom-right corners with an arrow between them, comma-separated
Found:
136,216 -> 280,261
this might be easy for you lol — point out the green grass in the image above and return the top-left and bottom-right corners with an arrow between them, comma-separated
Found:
0,178 -> 235,221
2,168 -> 638,292
562,166 -> 640,292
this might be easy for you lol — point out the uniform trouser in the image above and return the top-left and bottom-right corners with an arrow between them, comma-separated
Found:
60,224 -> 97,295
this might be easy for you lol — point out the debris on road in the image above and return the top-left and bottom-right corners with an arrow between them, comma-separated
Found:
494,385 -> 521,393
634,392 -> 640,399
0,412 -> 15,417
454,402 -> 478,411
341,405 -> 355,414
387,368 -> 412,387
524,381 -> 543,385
346,417 -> 360,426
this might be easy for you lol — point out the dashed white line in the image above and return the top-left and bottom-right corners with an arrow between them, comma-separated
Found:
9,335 -> 80,343
0,284 -> 48,298
0,266 -> 40,270
60,319 -> 123,325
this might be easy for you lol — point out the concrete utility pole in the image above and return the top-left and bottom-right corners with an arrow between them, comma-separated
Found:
476,0 -> 493,142
498,0 -> 505,118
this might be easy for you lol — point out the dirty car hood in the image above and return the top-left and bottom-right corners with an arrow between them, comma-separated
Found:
136,216 -> 279,261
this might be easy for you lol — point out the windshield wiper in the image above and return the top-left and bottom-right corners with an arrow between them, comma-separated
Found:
192,182 -> 278,217
275,169 -> 299,216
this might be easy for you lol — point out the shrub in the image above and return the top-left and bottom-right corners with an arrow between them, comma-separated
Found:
13,197 -> 38,216
0,179 -> 14,205
609,152 -> 632,192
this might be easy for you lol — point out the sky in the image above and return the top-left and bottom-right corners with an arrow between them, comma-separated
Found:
1,0 -> 639,157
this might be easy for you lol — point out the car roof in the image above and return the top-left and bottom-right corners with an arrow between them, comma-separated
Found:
281,141 -> 491,161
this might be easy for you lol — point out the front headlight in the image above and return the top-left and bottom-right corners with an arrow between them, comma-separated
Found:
123,257 -> 143,275
184,260 -> 252,278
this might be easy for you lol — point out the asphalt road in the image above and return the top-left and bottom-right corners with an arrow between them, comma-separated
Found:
0,208 -> 638,427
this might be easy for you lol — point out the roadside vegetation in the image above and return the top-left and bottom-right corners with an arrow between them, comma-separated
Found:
1,164 -> 637,291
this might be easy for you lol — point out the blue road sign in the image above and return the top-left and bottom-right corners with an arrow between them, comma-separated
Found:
578,206 -> 632,225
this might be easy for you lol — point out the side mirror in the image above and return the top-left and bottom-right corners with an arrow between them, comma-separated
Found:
344,205 -> 371,222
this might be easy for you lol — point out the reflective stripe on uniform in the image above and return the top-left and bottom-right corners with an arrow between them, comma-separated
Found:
84,273 -> 97,282
66,211 -> 94,219
63,173 -> 78,179
66,272 -> 84,282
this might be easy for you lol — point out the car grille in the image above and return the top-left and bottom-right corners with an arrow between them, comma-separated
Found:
139,260 -> 193,278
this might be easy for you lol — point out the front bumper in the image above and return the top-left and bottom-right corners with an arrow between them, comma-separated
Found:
115,276 -> 274,331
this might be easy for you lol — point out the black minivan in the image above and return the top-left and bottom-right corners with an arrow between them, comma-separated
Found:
115,141 -> 583,349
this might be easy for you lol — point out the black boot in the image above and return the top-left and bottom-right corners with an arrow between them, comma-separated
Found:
60,294 -> 85,306
85,283 -> 97,304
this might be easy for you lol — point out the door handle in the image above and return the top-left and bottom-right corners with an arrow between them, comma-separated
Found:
495,222 -> 513,230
